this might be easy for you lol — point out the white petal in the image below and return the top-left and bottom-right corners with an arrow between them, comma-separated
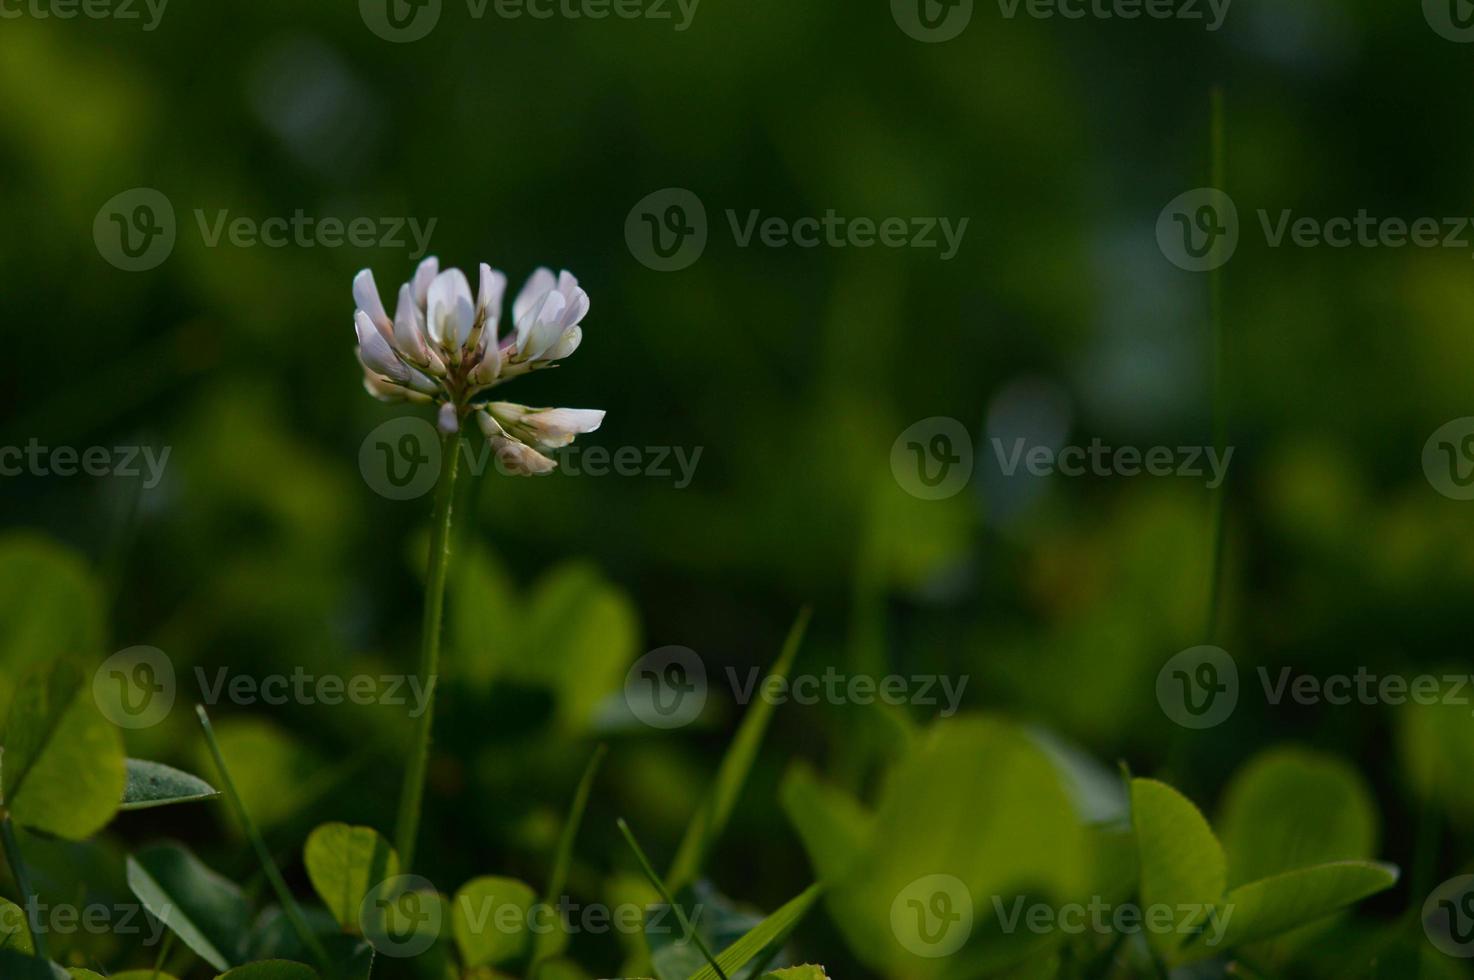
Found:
392,284 -> 431,364
560,285 -> 590,329
412,256 -> 439,309
356,311 -> 406,380
491,404 -> 604,448
518,290 -> 568,361
426,268 -> 476,351
544,325 -> 582,361
513,267 -> 556,325
468,339 -> 503,387
478,263 -> 507,333
353,269 -> 393,338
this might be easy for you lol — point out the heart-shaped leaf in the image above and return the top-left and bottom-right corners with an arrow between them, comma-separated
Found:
121,759 -> 220,811
2,664 -> 124,839
1130,778 -> 1225,960
0,536 -> 104,721
452,876 -> 537,968
0,897 -> 33,954
762,969 -> 829,980
215,962 -> 320,980
126,842 -> 250,971
1218,748 -> 1376,888
303,823 -> 399,932
1178,860 -> 1399,962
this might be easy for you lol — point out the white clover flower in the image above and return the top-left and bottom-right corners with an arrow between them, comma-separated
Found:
354,258 -> 603,472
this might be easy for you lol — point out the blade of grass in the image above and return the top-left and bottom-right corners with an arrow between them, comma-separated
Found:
684,883 -> 824,980
0,815 -> 45,957
667,607 -> 813,891
1205,84 -> 1228,644
527,744 -> 607,978
196,705 -> 333,977
617,818 -> 728,980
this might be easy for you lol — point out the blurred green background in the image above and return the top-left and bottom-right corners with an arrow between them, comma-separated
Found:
4,0 -> 1474,976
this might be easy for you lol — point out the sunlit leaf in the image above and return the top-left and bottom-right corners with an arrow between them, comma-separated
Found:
2,664 -> 124,839
303,823 -> 399,932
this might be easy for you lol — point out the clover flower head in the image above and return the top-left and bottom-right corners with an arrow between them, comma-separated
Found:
354,258 -> 604,472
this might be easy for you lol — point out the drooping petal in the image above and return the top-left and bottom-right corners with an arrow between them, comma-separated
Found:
353,269 -> 394,340
476,411 -> 556,476
426,268 -> 476,352
489,403 -> 604,449
513,267 -> 556,325
355,311 -> 408,381
412,256 -> 439,309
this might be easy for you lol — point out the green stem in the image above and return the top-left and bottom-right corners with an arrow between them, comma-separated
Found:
1205,85 -> 1229,644
616,819 -> 728,980
196,705 -> 333,976
0,814 -> 45,958
395,428 -> 462,871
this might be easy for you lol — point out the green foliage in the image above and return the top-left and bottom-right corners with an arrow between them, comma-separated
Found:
1129,778 -> 1225,960
1,663 -> 124,839
120,758 -> 220,811
668,608 -> 812,891
685,884 -> 824,980
785,715 -> 1087,977
302,823 -> 399,932
0,897 -> 33,954
1129,776 -> 1398,966
126,842 -> 251,972
0,536 -> 104,720
453,876 -> 539,968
